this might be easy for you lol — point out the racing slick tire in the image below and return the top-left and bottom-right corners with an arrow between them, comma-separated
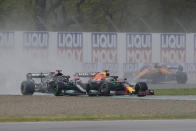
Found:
137,91 -> 147,97
52,82 -> 64,96
176,71 -> 187,84
21,80 -> 35,95
135,82 -> 148,97
99,82 -> 110,96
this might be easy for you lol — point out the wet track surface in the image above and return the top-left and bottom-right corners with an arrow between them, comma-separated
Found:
1,83 -> 196,102
0,120 -> 196,131
1,82 -> 196,95
111,95 -> 196,101
148,82 -> 196,89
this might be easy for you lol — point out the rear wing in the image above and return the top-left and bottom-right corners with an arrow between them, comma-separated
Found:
26,73 -> 49,79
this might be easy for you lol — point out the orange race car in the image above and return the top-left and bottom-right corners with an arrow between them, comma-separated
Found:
135,63 -> 188,84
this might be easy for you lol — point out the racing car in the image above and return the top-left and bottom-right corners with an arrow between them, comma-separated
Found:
21,70 -> 86,96
74,70 -> 154,97
135,63 -> 188,84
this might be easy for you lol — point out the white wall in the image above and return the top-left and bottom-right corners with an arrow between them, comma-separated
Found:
1,31 -> 196,93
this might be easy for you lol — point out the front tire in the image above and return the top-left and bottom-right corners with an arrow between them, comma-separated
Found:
135,82 -> 148,96
21,80 -> 35,95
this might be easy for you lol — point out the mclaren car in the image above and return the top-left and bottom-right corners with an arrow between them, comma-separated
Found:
135,63 -> 188,84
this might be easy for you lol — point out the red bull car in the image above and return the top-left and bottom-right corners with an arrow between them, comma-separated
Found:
74,70 -> 154,97
135,63 -> 188,84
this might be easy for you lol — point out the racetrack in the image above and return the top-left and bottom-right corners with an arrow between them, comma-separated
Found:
148,82 -> 196,89
1,120 -> 196,131
1,82 -> 196,95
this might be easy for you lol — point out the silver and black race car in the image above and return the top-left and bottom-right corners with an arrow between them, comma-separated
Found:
20,70 -> 86,96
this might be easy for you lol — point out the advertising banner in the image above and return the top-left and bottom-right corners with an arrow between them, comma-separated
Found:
102,63 -> 119,73
0,32 -> 15,49
194,34 -> 196,62
123,63 -> 139,80
126,33 -> 152,64
160,33 -> 186,64
184,63 -> 196,82
57,32 -> 83,62
82,63 -> 98,72
123,63 -> 139,73
91,33 -> 117,63
23,32 -> 49,57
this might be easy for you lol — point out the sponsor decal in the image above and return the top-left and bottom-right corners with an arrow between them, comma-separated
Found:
126,33 -> 152,63
23,32 -> 49,49
161,34 -> 186,64
58,32 -> 83,62
91,33 -> 117,63
0,32 -> 15,49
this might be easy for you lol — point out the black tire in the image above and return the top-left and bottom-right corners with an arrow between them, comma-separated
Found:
137,91 -> 146,97
86,84 -> 94,96
176,71 -> 187,84
135,82 -> 148,94
99,82 -> 110,96
21,80 -> 35,95
52,82 -> 64,96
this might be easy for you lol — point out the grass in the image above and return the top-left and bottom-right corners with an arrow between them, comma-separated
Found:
1,114 -> 196,122
155,88 -> 196,96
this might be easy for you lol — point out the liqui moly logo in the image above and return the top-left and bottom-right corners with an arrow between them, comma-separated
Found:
23,32 -> 49,49
91,33 -> 117,63
0,32 -> 15,49
126,33 -> 152,63
57,32 -> 83,62
161,34 -> 186,64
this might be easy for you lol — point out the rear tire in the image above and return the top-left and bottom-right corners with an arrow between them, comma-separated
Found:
21,80 -> 35,95
99,82 -> 110,96
52,82 -> 64,96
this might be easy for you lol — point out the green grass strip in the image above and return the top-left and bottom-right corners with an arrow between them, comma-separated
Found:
155,88 -> 196,96
1,114 -> 196,122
